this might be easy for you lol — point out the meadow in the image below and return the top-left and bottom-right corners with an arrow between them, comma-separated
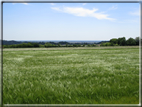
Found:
3,46 -> 139,104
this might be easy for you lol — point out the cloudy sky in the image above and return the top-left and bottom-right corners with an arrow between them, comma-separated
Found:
3,2 -> 140,41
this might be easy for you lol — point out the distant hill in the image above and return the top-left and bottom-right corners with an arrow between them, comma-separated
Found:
3,40 -> 23,45
2,40 -> 106,45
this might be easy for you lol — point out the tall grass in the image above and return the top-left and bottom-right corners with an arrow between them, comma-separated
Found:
3,47 -> 139,104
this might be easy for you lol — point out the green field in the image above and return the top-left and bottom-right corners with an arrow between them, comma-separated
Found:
3,46 -> 139,104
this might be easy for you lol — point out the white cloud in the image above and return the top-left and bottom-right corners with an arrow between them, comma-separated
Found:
82,3 -> 86,6
109,5 -> 118,10
10,0 -> 29,5
51,7 -> 61,11
22,3 -> 28,5
50,3 -> 55,6
51,7 -> 115,21
130,10 -> 140,16
12,3 -> 28,5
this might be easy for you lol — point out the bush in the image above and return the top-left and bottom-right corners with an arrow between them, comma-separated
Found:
39,44 -> 44,47
105,42 -> 111,46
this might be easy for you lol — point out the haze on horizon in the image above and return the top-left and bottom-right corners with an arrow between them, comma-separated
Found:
3,3 -> 140,41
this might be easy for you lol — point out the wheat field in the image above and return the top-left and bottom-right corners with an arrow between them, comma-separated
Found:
3,46 -> 139,104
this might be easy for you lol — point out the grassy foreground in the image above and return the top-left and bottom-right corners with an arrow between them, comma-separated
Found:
3,46 -> 139,104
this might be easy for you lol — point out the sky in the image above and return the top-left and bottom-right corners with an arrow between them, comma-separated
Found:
3,2 -> 140,41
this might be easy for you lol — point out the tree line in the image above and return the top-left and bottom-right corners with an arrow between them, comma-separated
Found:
3,37 -> 139,48
100,37 -> 139,46
3,42 -> 97,48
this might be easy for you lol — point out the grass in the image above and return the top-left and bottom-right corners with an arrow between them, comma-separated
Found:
3,46 -> 139,104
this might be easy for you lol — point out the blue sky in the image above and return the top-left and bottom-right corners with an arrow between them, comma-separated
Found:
3,2 -> 140,40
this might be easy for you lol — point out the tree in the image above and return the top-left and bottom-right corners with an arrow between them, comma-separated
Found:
126,38 -> 136,46
3,45 -> 8,48
105,42 -> 111,46
92,44 -> 96,47
118,37 -> 126,46
58,44 -> 61,47
66,43 -> 68,47
73,44 -> 78,47
135,37 -> 139,45
32,43 -> 39,47
100,43 -> 105,46
39,44 -> 44,47
87,44 -> 91,47
44,42 -> 52,47
27,43 -> 34,47
110,38 -> 118,45
78,44 -> 81,47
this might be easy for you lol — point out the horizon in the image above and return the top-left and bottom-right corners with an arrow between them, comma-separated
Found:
2,40 -> 106,41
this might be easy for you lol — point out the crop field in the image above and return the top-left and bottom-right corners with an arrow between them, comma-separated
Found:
3,46 -> 139,104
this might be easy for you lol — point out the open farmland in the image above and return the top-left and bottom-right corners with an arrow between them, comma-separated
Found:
3,46 -> 139,104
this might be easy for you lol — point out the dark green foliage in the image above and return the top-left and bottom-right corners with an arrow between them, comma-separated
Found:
118,37 -> 126,46
105,42 -> 111,46
44,42 -> 59,47
100,43 -> 105,46
66,44 -> 68,47
39,44 -> 44,47
116,37 -> 139,46
100,36 -> 139,47
110,38 -> 118,45
3,45 -> 8,48
58,44 -> 61,47
58,41 -> 69,45
92,44 -> 96,47
87,44 -> 91,47
32,43 -> 39,47
3,42 -> 40,48
77,44 -> 81,47
100,42 -> 111,46
135,37 -> 139,45
3,36 -> 140,48
68,45 -> 73,47
44,42 -> 53,47
73,44 -> 78,47
126,38 -> 136,46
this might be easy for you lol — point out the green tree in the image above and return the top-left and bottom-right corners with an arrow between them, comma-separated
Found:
92,44 -> 96,47
44,42 -> 52,47
66,43 -> 68,47
58,44 -> 61,47
27,43 -> 34,47
39,44 -> 44,47
78,44 -> 81,47
32,43 -> 39,47
87,44 -> 91,47
73,44 -> 77,47
105,42 -> 111,46
126,38 -> 136,46
135,37 -> 139,45
100,43 -> 105,46
118,37 -> 126,46
110,38 -> 118,46
3,45 -> 8,48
